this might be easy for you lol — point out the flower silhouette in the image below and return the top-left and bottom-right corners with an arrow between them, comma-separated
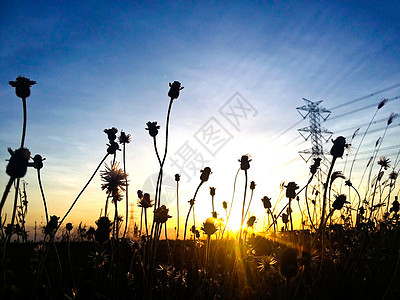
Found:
9,76 -> 36,99
168,81 -> 184,100
146,121 -> 160,137
101,163 -> 127,202
6,147 -> 31,178
104,127 -> 118,142
201,218 -> 217,236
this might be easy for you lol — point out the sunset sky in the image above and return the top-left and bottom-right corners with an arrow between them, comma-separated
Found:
1,1 -> 399,235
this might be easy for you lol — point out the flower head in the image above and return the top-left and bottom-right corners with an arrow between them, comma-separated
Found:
310,157 -> 322,175
389,171 -> 398,181
6,147 -> 30,178
261,196 -> 272,209
168,81 -> 184,100
378,98 -> 388,109
107,141 -> 120,154
137,190 -> 143,199
222,201 -> 228,210
282,213 -> 289,224
175,174 -> 181,182
330,136 -> 347,158
390,197 -> 399,213
44,215 -> 59,236
201,217 -> 217,236
66,223 -> 73,232
200,167 -> 212,182
250,181 -> 256,190
138,193 -> 153,208
239,155 -> 251,170
285,182 -> 299,199
104,127 -> 118,142
246,216 -> 256,227
210,187 -> 216,196
154,205 -> 172,224
378,157 -> 391,170
332,194 -> 349,210
387,113 -> 398,126
101,163 -> 128,202
119,130 -> 131,144
257,255 -> 277,275
146,121 -> 160,137
95,216 -> 113,243
31,154 -> 45,170
9,76 -> 36,98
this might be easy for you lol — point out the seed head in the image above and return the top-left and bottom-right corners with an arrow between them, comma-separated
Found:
9,76 -> 36,98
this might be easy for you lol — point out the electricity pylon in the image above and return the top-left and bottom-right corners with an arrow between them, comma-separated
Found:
297,98 -> 332,162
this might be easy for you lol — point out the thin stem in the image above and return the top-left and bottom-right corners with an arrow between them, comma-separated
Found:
37,169 -> 49,224
122,143 -> 129,239
0,177 -> 14,216
320,156 -> 337,230
21,97 -> 27,148
221,167 -> 240,239
57,153 -> 109,231
183,181 -> 204,241
239,169 -> 248,242
176,180 -> 179,240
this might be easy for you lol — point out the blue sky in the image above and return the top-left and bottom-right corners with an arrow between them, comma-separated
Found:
1,1 -> 399,232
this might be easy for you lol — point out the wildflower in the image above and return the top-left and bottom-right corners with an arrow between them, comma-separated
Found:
389,171 -> 398,181
104,127 -> 118,141
210,187 -> 216,196
345,179 -> 352,187
154,205 -> 172,223
222,201 -> 228,210
257,255 -> 277,275
175,174 -> 181,182
332,194 -> 349,210
138,193 -> 153,208
9,76 -> 36,98
31,154 -> 45,170
201,218 -> 217,236
145,121 -> 160,137
261,196 -> 272,209
107,141 -> 120,154
200,167 -> 212,182
247,216 -> 256,227
387,113 -> 398,125
282,213 -> 289,224
168,81 -> 184,100
137,190 -> 143,199
330,136 -> 347,158
250,181 -> 256,190
95,216 -> 112,243
390,198 -> 399,213
378,98 -> 388,109
280,247 -> 298,281
44,215 -> 59,236
6,147 -> 30,178
188,199 -> 195,206
377,157 -> 391,170
330,171 -> 346,185
310,157 -> 322,174
285,182 -> 299,199
66,223 -> 73,232
239,155 -> 251,170
298,248 -> 319,272
101,163 -> 127,202
212,211 -> 218,218
119,130 -> 131,144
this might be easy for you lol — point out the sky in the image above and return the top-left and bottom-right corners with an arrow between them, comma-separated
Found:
1,1 -> 399,237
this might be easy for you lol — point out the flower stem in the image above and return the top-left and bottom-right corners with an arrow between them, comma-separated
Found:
176,180 -> 180,240
320,156 -> 337,230
0,177 -> 14,216
21,97 -> 27,148
239,169 -> 248,242
37,169 -> 49,224
122,143 -> 129,239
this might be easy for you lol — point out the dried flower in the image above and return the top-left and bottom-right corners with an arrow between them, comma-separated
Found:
107,141 -> 120,154
6,147 -> 30,178
390,197 -> 399,213
201,217 -> 217,236
9,76 -> 36,98
146,121 -> 160,137
168,81 -> 184,100
246,216 -> 256,227
154,205 -> 172,223
44,215 -> 59,236
175,174 -> 181,182
377,157 -> 391,170
330,171 -> 346,185
95,216 -> 112,243
330,136 -> 347,158
250,181 -> 256,190
261,196 -> 272,209
137,190 -> 143,199
387,113 -> 398,125
66,223 -> 73,232
101,163 -> 128,202
104,127 -> 118,142
119,130 -> 131,144
332,194 -> 349,210
200,167 -> 212,182
285,182 -> 299,199
222,201 -> 228,210
257,255 -> 277,274
31,154 -> 45,170
389,171 -> 398,180
378,98 -> 388,109
310,157 -> 322,175
282,213 -> 289,224
210,187 -> 216,196
138,193 -> 153,208
239,155 -> 252,170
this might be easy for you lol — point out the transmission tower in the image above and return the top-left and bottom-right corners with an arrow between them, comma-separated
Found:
297,98 -> 332,162
127,203 -> 138,238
